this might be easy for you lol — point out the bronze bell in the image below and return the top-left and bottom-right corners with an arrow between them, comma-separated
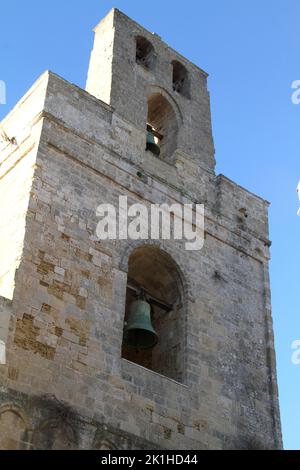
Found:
146,126 -> 161,156
123,299 -> 158,350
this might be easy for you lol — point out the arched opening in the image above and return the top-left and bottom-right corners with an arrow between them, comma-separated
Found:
172,61 -> 190,98
0,408 -> 28,450
146,93 -> 178,161
136,36 -> 156,70
122,246 -> 185,383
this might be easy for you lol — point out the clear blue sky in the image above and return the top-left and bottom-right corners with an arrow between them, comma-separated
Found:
0,0 -> 299,450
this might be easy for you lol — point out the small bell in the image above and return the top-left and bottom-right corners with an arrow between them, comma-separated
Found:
146,125 -> 161,156
123,298 -> 158,350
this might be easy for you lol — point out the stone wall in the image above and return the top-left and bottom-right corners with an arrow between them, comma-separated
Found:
0,73 -> 47,299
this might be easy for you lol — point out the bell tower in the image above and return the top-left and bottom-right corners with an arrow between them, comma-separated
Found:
86,9 -> 215,171
0,8 -> 282,450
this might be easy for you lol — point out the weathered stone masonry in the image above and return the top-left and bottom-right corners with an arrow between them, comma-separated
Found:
0,9 -> 282,449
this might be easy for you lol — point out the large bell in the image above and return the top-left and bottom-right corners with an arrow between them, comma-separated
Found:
123,300 -> 158,349
146,126 -> 161,156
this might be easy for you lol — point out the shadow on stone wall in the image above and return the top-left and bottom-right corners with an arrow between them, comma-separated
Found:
0,389 -> 158,450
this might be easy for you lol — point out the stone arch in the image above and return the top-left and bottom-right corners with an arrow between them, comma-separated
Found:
145,85 -> 183,162
135,36 -> 156,70
119,240 -> 190,301
146,85 -> 183,124
121,243 -> 188,382
92,427 -> 120,450
0,404 -> 31,450
32,417 -> 78,450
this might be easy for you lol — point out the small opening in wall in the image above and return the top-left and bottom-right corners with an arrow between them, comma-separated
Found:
122,246 -> 185,383
239,208 -> 248,219
136,36 -> 156,70
172,60 -> 190,98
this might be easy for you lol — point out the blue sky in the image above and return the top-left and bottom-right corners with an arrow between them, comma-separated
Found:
0,0 -> 299,450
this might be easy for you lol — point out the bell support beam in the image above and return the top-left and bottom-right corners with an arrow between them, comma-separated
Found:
127,280 -> 173,313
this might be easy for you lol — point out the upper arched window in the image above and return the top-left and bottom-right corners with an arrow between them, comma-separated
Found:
172,60 -> 190,98
136,36 -> 156,70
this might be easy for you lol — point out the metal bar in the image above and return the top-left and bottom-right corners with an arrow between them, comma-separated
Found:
127,282 -> 173,312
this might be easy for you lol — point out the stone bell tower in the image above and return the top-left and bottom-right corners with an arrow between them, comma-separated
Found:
86,10 -> 215,171
0,8 -> 282,449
